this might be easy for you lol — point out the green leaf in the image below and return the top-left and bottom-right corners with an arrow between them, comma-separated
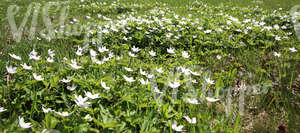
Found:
44,114 -> 59,129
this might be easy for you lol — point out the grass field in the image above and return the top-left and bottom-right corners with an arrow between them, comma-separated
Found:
0,0 -> 300,132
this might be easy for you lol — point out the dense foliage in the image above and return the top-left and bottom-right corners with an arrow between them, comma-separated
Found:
0,0 -> 299,132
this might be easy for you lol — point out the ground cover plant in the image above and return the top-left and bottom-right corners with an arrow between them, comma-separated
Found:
0,0 -> 300,132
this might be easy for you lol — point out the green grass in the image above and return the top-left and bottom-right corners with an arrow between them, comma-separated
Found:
200,0 -> 300,9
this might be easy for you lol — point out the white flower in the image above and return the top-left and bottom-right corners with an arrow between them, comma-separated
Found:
153,87 -> 163,94
33,73 -> 44,81
55,111 -> 71,117
168,80 -> 180,89
20,63 -> 32,70
229,16 -> 239,23
274,24 -> 280,30
19,117 -> 32,128
182,51 -> 190,58
274,52 -> 281,57
149,50 -> 156,57
172,121 -> 184,132
42,107 -> 53,113
63,57 -> 68,61
140,69 -> 147,75
124,67 -> 133,72
85,91 -> 100,99
289,47 -> 297,52
98,46 -> 109,53
74,95 -> 90,108
131,46 -> 140,52
108,52 -> 114,58
96,60 -> 104,65
103,56 -> 110,62
139,78 -> 149,85
69,59 -> 82,69
167,47 -> 175,54
116,56 -> 123,60
216,55 -> 222,60
29,50 -> 41,61
204,30 -> 212,34
84,114 -> 92,121
191,79 -> 197,83
263,26 -> 272,31
190,71 -> 200,76
187,98 -> 199,104
101,80 -> 110,90
90,49 -> 97,57
275,36 -> 281,41
6,66 -> 17,74
60,78 -> 71,83
46,57 -> 54,63
146,74 -> 154,79
76,47 -> 83,56
0,107 -> 6,112
156,67 -> 164,73
48,49 -> 55,57
128,51 -> 137,57
206,97 -> 220,102
179,67 -> 190,75
123,75 -> 135,83
9,53 -> 21,60
102,56 -> 110,62
184,116 -> 197,124
91,56 -> 102,64
205,78 -> 214,85
67,84 -> 77,91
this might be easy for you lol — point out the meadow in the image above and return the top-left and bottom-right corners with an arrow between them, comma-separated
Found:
0,0 -> 300,132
